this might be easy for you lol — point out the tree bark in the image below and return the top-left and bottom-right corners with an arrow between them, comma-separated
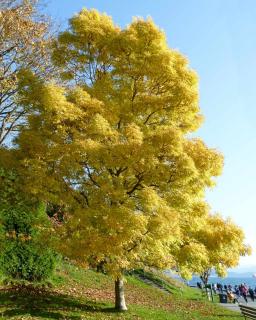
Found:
115,277 -> 128,311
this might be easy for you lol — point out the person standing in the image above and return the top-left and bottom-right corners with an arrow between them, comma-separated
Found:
241,284 -> 248,304
249,287 -> 255,302
235,287 -> 240,303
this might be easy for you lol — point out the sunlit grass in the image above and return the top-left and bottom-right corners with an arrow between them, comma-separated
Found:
0,262 -> 242,319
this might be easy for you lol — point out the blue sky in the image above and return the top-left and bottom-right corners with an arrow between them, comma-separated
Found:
46,0 -> 256,269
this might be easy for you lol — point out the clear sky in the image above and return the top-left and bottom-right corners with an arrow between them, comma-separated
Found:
46,0 -> 256,269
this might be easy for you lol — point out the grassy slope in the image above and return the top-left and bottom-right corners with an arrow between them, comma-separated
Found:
0,262 -> 242,320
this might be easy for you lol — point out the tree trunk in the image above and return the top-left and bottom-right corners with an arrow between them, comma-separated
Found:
200,270 -> 210,287
115,277 -> 128,311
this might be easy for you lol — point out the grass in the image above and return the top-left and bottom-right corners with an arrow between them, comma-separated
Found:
0,262 -> 243,319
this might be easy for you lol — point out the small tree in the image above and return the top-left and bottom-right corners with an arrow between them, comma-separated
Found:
198,214 -> 251,286
174,213 -> 251,286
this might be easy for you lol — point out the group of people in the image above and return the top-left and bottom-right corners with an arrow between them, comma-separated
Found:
225,284 -> 255,304
197,282 -> 256,304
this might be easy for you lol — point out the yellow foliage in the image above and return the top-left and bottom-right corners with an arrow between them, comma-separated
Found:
175,213 -> 251,281
15,8 -> 246,279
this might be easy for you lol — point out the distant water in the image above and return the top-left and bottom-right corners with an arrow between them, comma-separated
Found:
188,276 -> 256,288
165,271 -> 256,288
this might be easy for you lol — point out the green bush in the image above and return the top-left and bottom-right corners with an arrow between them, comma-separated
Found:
0,241 -> 56,281
0,201 -> 57,282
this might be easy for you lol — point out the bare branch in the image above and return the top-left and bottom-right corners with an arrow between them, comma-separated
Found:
127,173 -> 143,195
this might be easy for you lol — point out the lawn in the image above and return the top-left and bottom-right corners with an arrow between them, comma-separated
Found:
0,262 -> 243,319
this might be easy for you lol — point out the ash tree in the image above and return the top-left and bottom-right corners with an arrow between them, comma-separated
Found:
16,9 -> 226,311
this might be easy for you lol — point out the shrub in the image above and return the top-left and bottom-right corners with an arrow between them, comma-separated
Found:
0,202 -> 57,282
0,241 -> 56,281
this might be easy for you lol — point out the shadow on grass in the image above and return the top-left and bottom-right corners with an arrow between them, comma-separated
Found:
0,288 -> 117,319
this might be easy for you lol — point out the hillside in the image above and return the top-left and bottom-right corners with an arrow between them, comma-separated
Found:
0,262 -> 242,319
